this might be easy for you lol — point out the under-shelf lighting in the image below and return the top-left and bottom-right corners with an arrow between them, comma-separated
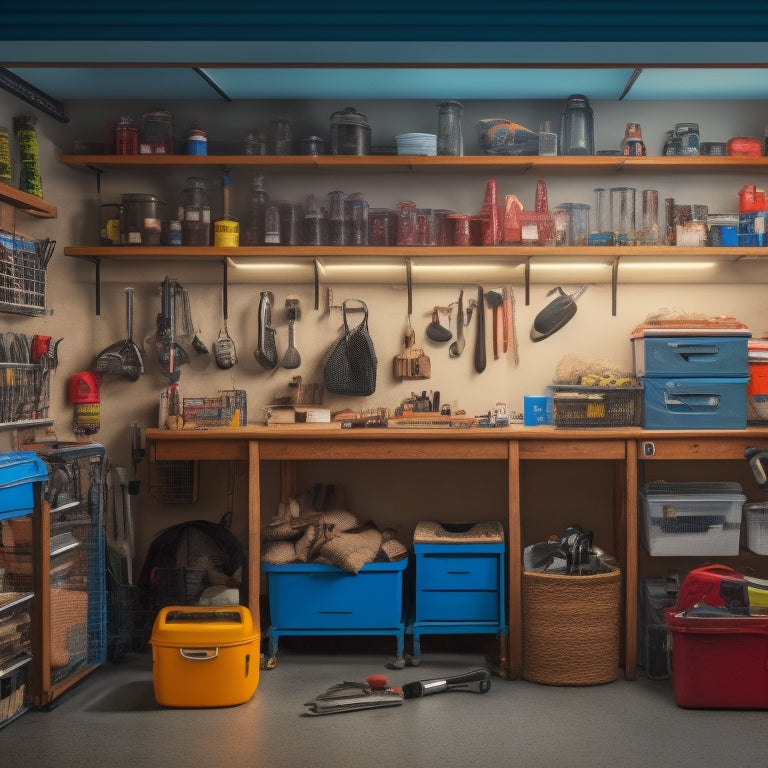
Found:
618,260 -> 719,271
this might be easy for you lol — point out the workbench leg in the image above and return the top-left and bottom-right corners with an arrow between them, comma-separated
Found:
507,441 -> 522,679
248,441 -> 261,628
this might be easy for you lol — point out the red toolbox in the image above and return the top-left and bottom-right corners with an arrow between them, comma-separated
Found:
665,609 -> 768,708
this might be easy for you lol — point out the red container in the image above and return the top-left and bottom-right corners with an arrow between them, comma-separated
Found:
665,609 -> 768,708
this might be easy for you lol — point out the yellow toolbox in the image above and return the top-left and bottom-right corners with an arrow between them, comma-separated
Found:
150,605 -> 259,707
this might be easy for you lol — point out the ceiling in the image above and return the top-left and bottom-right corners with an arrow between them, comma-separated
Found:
3,5 -> 768,121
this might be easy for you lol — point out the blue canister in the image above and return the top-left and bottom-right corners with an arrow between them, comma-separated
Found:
187,127 -> 208,156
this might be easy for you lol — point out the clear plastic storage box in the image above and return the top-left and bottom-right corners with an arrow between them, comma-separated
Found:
640,481 -> 745,556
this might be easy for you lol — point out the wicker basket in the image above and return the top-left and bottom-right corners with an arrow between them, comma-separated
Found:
522,566 -> 621,686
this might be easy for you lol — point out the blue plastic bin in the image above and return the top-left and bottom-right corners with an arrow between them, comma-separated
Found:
0,451 -> 48,521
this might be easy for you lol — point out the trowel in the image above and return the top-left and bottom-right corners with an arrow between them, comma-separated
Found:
530,285 -> 588,342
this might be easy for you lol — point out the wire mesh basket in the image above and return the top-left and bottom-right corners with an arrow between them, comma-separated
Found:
550,385 -> 642,428
0,363 -> 50,425
0,231 -> 48,316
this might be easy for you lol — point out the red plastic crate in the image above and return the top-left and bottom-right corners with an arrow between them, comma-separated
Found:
666,609 -> 768,708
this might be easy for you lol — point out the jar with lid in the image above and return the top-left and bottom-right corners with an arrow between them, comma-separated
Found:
559,94 -> 594,156
327,190 -> 346,246
114,116 -> 138,155
278,201 -> 305,246
674,123 -> 700,156
14,114 -> 44,199
345,192 -> 369,246
179,177 -> 211,246
304,193 -> 327,246
120,193 -> 165,245
244,175 -> 270,246
396,201 -> 418,246
186,124 -> 208,156
140,108 -> 174,155
330,107 -> 371,156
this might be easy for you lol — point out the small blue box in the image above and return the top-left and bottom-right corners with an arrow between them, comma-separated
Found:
633,336 -> 748,378
0,451 -> 48,521
642,377 -> 748,429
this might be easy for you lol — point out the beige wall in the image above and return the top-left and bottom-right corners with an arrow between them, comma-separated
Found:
3,90 -> 768,568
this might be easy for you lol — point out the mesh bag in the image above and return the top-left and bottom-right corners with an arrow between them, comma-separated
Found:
324,299 -> 377,396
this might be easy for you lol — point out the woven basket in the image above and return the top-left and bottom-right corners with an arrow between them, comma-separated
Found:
522,566 -> 621,686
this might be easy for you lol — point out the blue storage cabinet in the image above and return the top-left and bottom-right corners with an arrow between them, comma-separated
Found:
410,521 -> 506,661
633,333 -> 750,430
262,559 -> 408,662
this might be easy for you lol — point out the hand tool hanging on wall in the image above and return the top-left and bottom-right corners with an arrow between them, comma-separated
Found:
179,285 -> 208,354
281,297 -> 301,369
425,306 -> 453,343
157,277 -> 189,380
95,287 -> 144,380
448,290 -> 466,358
474,285 -> 486,373
213,260 -> 238,369
530,284 -> 588,342
485,289 -> 504,360
254,290 -> 278,370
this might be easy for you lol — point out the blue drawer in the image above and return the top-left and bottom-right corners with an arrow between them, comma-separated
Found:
633,336 -> 748,378
0,451 -> 47,521
262,560 -> 407,629
642,376 -> 748,429
417,590 -> 500,622
416,552 -> 499,591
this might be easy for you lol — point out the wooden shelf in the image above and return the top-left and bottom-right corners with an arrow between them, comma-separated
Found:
63,244 -> 768,261
58,154 -> 768,174
0,181 -> 57,219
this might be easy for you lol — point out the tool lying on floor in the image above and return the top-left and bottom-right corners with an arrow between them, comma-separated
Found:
304,669 -> 491,715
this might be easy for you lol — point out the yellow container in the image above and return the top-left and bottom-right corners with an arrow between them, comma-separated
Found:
150,605 -> 259,707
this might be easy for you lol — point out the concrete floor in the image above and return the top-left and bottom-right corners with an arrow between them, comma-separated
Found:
1,644 -> 766,768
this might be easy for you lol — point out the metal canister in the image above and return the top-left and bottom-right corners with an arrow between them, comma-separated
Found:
119,193 -> 165,245
186,127 -> 208,156
140,108 -> 174,155
330,106 -> 371,155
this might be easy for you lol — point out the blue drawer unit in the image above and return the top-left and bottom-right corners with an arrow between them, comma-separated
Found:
642,376 -> 748,429
633,336 -> 748,378
410,521 -> 506,662
262,559 -> 408,663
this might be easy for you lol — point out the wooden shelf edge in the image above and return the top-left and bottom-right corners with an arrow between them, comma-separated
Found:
0,181 -> 57,219
63,245 -> 768,260
58,154 -> 768,173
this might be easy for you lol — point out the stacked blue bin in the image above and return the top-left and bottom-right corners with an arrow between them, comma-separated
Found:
633,333 -> 750,429
0,451 -> 48,728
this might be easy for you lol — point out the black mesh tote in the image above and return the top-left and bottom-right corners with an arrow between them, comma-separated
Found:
324,299 -> 377,396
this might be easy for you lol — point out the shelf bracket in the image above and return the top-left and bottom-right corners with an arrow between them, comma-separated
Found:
313,258 -> 320,310
524,256 -> 531,305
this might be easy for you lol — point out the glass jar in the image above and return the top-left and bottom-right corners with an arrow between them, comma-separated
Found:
610,186 -> 636,245
327,190 -> 346,246
437,100 -> 463,156
675,123 -> 700,156
304,193 -> 328,245
244,175 -> 269,246
99,203 -> 121,245
278,201 -> 305,246
114,116 -> 138,155
345,192 -> 369,246
140,108 -> 174,155
638,189 -> 660,245
330,106 -> 371,155
369,208 -> 397,246
396,201 -> 418,246
120,193 -> 165,245
559,94 -> 594,156
179,177 -> 211,246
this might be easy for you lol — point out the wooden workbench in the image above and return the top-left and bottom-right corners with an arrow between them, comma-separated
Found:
146,424 -> 768,679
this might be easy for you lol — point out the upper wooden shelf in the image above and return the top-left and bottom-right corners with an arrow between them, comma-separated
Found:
0,181 -> 57,218
58,154 -> 768,174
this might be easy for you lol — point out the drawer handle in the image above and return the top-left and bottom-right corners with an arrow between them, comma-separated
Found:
447,571 -> 471,575
179,647 -> 219,661
317,611 -> 353,615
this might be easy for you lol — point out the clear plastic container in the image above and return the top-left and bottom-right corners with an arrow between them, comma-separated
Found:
244,175 -> 269,246
369,208 -> 397,246
327,190 -> 346,246
345,192 -> 369,246
610,186 -> 636,245
437,101 -> 463,156
114,116 -> 138,155
330,106 -> 371,155
396,201 -> 418,246
179,177 -> 211,246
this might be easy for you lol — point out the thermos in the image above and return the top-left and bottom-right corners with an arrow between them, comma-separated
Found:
560,94 -> 594,156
